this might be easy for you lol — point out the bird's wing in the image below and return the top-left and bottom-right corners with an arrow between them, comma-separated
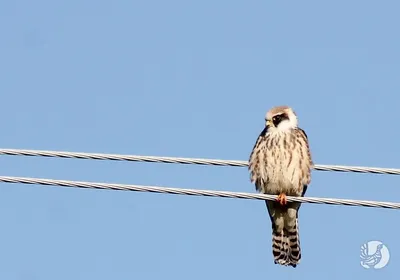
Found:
248,126 -> 269,191
294,128 -> 313,196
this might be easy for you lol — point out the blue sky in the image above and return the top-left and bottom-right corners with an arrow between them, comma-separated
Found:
0,0 -> 399,279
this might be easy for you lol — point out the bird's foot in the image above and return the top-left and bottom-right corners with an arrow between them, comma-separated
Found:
276,193 -> 287,206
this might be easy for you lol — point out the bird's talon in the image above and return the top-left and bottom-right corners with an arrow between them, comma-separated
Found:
276,193 -> 287,205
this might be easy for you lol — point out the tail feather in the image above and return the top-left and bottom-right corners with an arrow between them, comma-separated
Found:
272,219 -> 301,267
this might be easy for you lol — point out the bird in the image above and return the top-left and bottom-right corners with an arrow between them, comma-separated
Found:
248,105 -> 313,268
360,243 -> 384,268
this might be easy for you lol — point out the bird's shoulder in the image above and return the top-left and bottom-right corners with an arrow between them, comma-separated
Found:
293,127 -> 313,185
294,127 -> 309,142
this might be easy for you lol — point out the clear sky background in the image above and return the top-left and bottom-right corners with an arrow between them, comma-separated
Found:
0,0 -> 399,279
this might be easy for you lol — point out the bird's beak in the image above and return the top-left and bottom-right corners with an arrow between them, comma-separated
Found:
266,120 -> 272,127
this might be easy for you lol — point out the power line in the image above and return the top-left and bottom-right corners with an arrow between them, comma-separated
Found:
0,175 -> 398,209
0,148 -> 399,175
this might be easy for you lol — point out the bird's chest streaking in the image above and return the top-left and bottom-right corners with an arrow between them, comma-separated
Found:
257,131 -> 303,196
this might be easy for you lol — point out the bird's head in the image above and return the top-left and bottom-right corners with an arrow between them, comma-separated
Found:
265,106 -> 298,132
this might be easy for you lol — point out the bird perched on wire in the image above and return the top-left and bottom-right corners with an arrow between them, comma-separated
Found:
248,105 -> 313,268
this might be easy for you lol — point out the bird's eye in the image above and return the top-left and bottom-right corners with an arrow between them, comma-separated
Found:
272,115 -> 282,126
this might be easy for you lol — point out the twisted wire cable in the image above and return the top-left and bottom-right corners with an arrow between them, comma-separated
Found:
0,175 -> 399,209
0,148 -> 399,175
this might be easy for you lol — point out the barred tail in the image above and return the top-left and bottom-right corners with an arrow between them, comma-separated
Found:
272,220 -> 301,267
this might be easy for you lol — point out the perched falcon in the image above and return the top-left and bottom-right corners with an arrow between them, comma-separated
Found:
248,106 -> 313,268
